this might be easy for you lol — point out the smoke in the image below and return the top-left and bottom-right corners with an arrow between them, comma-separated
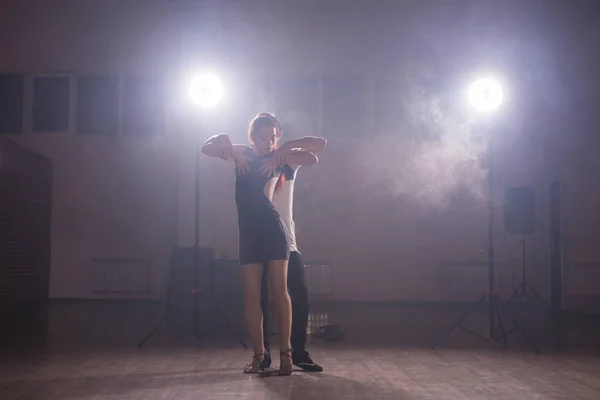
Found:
257,77 -> 489,216
358,82 -> 488,215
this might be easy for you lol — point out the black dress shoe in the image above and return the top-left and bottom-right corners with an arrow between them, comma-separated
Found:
292,351 -> 323,372
264,351 -> 272,368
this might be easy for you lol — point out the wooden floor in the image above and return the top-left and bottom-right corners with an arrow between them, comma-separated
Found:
1,301 -> 599,399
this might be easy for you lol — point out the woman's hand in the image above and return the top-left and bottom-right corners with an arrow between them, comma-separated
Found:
232,151 -> 250,176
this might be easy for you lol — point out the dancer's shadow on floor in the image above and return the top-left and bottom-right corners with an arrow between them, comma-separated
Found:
261,369 -> 421,400
1,364 -> 423,400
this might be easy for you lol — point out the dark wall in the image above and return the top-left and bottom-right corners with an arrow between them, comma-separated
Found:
0,138 -> 52,304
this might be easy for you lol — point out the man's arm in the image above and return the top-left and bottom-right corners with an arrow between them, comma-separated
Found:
283,149 -> 318,166
202,134 -> 250,174
202,134 -> 249,160
279,136 -> 327,154
201,133 -> 234,159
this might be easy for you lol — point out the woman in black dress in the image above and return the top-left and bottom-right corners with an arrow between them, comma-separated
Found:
202,113 -> 318,375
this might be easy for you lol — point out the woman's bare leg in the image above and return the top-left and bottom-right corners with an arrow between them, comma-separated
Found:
267,259 -> 293,373
241,263 -> 266,371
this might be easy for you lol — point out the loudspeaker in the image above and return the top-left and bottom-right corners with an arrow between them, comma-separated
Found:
503,186 -> 535,234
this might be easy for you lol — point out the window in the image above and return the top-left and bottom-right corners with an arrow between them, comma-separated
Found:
0,74 -> 24,134
272,75 -> 319,137
76,75 -> 118,135
322,75 -> 366,138
122,76 -> 165,135
32,76 -> 70,132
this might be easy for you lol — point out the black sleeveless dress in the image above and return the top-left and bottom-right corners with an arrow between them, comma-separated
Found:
235,147 -> 292,265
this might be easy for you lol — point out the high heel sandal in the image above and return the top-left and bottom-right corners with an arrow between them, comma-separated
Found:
244,353 -> 267,374
279,348 -> 294,376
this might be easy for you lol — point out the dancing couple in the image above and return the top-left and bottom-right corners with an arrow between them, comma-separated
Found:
202,112 -> 326,375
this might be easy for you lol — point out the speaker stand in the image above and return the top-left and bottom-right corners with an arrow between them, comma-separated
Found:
507,234 -> 550,312
432,134 -> 540,354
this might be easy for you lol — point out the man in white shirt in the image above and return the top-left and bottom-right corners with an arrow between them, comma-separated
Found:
258,115 -> 327,372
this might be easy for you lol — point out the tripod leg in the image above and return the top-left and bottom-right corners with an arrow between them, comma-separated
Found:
137,317 -> 166,349
525,284 -> 551,310
507,283 -> 523,303
138,252 -> 175,349
550,310 -> 565,347
209,301 -> 247,348
491,297 -> 508,349
197,297 -> 248,349
431,294 -> 488,349
431,325 -> 459,349
219,318 -> 248,349
517,285 -> 527,314
497,298 -> 541,354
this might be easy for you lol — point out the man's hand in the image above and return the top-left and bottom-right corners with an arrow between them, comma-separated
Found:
259,143 -> 293,176
273,143 -> 291,166
218,146 -> 233,161
232,151 -> 250,175
202,133 -> 236,160
259,154 -> 280,177
214,134 -> 233,160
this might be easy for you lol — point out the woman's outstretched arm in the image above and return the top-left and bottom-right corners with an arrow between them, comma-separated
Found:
279,136 -> 327,154
259,149 -> 317,176
201,133 -> 234,160
282,149 -> 318,166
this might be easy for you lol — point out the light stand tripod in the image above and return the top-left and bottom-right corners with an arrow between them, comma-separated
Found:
431,130 -> 540,354
507,234 -> 550,311
137,135 -> 247,350
137,257 -> 176,349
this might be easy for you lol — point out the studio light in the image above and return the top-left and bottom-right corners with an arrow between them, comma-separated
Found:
189,73 -> 223,108
139,70 -> 246,350
468,77 -> 504,113
433,75 -> 540,354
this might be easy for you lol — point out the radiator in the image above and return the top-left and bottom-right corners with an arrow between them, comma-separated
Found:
90,258 -> 149,293
307,311 -> 329,333
304,263 -> 331,295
